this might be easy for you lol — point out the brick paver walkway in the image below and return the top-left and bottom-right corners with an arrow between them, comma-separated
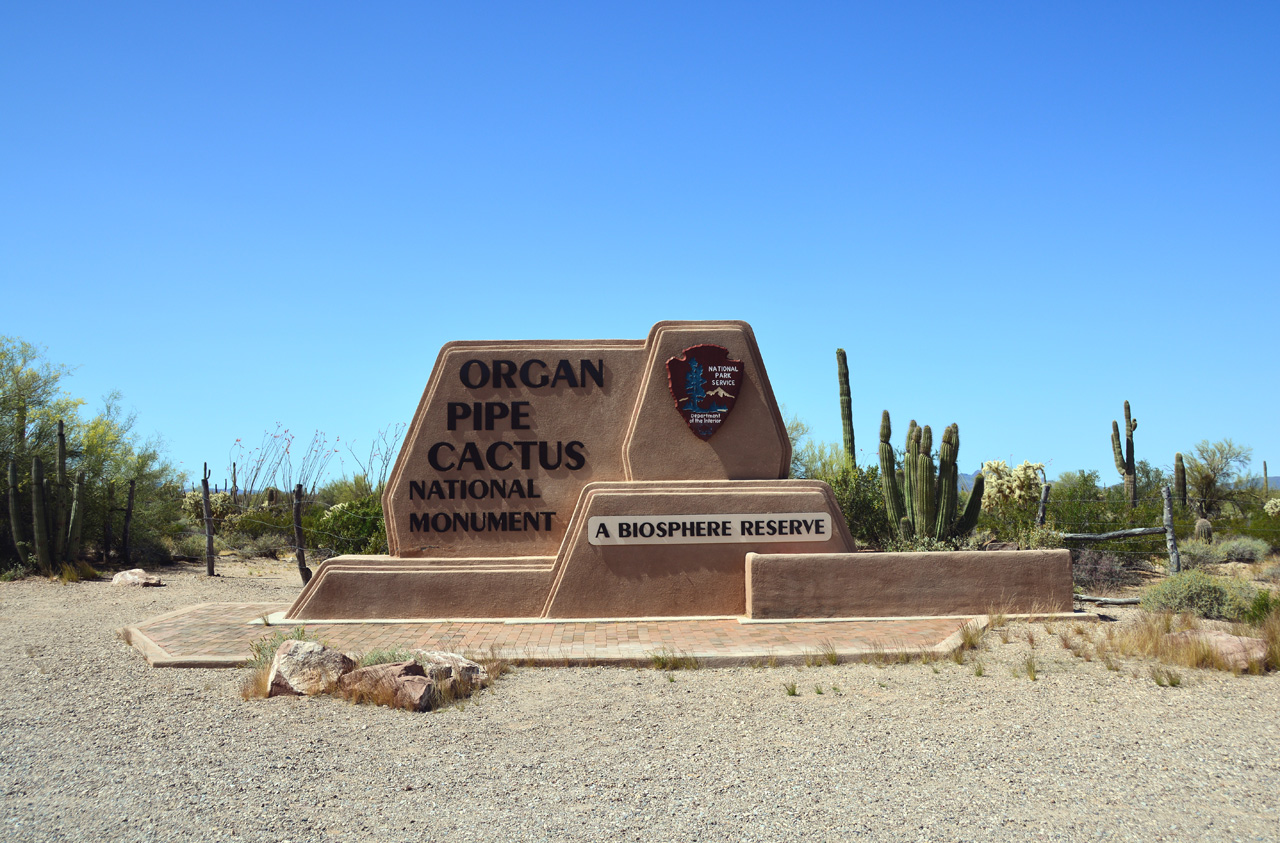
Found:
120,602 -> 982,668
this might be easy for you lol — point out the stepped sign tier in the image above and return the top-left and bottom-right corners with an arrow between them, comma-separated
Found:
382,321 -> 792,559
286,319 -> 1073,622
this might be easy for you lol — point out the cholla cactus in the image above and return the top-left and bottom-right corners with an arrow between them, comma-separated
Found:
1263,498 -> 1280,518
980,460 -> 1047,515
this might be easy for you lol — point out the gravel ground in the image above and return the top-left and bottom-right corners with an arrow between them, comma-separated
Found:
2,558 -> 1278,842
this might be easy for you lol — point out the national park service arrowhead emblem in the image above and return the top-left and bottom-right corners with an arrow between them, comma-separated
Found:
666,344 -> 744,440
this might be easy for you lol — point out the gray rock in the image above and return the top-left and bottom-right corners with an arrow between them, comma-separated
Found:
410,650 -> 490,688
110,568 -> 163,587
266,640 -> 356,696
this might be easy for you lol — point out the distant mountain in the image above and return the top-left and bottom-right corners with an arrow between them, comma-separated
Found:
959,469 -> 981,492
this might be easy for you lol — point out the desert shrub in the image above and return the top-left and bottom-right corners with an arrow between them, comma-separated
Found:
1218,537 -> 1271,563
180,491 -> 235,525
169,533 -> 208,558
222,506 -> 292,538
1243,590 -> 1277,627
1072,549 -> 1127,591
1177,538 -> 1226,569
239,533 -> 291,559
310,494 -> 387,555
1140,570 -> 1257,621
790,439 -> 892,548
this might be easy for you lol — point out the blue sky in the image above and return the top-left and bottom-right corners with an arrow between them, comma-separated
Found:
3,2 -> 1277,485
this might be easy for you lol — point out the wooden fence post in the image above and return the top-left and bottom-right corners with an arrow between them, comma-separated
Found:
293,483 -> 311,585
1162,485 -> 1181,574
1036,483 -> 1051,527
202,463 -> 215,576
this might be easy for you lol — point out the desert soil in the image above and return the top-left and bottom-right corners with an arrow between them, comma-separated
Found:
1,558 -> 1278,842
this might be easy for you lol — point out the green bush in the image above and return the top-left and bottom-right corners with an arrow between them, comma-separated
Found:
1218,536 -> 1272,563
1140,570 -> 1257,621
222,506 -> 293,538
309,494 -> 387,556
790,439 -> 892,548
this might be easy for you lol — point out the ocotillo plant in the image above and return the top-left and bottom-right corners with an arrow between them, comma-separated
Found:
1110,401 -> 1138,509
836,349 -> 854,470
1174,453 -> 1187,509
878,410 -> 983,540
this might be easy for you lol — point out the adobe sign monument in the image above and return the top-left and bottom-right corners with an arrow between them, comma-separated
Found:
286,320 -> 858,620
285,319 -> 1070,621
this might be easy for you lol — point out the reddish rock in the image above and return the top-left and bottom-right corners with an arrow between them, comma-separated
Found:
338,661 -> 436,712
267,640 -> 356,697
1163,630 -> 1268,671
111,568 -> 162,587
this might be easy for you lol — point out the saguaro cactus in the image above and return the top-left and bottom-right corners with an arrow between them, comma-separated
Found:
836,349 -> 855,470
879,410 -> 983,541
7,459 -> 26,564
31,457 -> 52,574
54,420 -> 68,563
66,471 -> 85,562
1110,401 -> 1138,509
1174,453 -> 1187,509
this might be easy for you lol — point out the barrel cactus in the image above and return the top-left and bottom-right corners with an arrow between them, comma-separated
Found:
878,410 -> 983,540
1193,518 -> 1213,542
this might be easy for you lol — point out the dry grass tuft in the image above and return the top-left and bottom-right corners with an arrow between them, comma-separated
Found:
649,647 -> 700,671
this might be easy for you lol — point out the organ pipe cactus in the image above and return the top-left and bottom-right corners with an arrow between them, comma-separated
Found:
1110,401 -> 1138,509
879,410 -> 984,541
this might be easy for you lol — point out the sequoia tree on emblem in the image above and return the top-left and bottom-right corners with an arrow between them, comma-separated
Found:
666,344 -> 744,439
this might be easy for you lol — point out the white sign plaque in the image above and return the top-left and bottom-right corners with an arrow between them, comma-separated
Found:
587,512 -> 833,546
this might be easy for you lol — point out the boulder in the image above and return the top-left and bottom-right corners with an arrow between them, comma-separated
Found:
1163,629 -> 1268,671
267,640 -> 356,697
409,650 -> 490,688
111,568 -> 163,587
338,661 -> 436,712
